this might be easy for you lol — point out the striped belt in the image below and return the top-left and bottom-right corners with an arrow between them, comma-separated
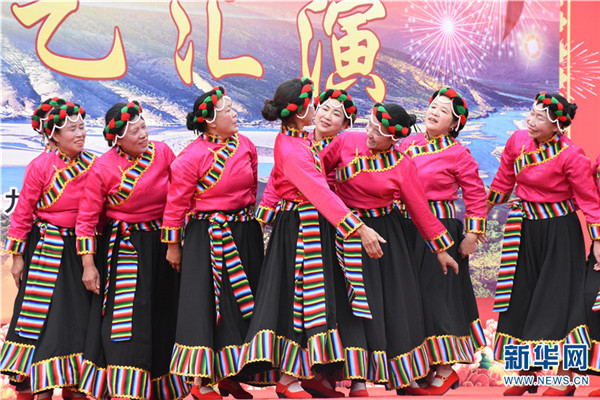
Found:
280,199 -> 328,332
493,199 -> 575,313
399,200 -> 456,219
335,206 -> 394,320
193,205 -> 255,324
104,219 -> 161,341
15,220 -> 74,340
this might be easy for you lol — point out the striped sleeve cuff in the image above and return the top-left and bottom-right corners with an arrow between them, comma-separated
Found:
465,217 -> 487,233
487,189 -> 510,205
336,212 -> 363,239
76,236 -> 96,255
161,226 -> 183,243
589,224 -> 600,241
256,205 -> 277,225
4,237 -> 25,255
425,230 -> 455,253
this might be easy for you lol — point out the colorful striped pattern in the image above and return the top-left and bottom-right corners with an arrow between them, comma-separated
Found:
281,125 -> 310,139
195,135 -> 238,198
16,221 -> 73,340
514,135 -> 568,176
404,134 -> 457,158
493,325 -> 590,362
307,329 -> 344,365
107,365 -> 151,400
313,136 -> 335,152
216,346 -> 241,381
387,343 -> 430,389
335,148 -> 404,182
293,202 -> 327,332
402,200 -> 456,219
107,143 -> 155,207
161,227 -> 183,243
79,360 -> 108,400
30,353 -> 83,393
465,217 -> 486,233
255,206 -> 276,225
425,319 -> 487,364
590,340 -> 600,372
37,151 -> 95,210
336,212 -> 363,239
4,237 -> 26,255
0,341 -> 35,377
105,219 -> 161,341
76,236 -> 96,255
589,224 -> 600,241
193,206 -> 255,323
425,231 -> 454,253
280,338 -> 311,378
151,373 -> 190,400
170,343 -> 214,378
487,189 -> 510,205
493,200 -> 575,313
344,348 -> 377,381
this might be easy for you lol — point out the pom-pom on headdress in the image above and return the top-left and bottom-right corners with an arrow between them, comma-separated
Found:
315,88 -> 358,125
44,102 -> 86,140
280,77 -> 314,119
533,92 -> 577,133
371,103 -> 412,141
193,86 -> 227,124
32,97 -> 66,133
104,101 -> 143,145
429,87 -> 468,136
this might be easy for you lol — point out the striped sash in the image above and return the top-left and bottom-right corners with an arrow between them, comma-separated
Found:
335,148 -> 403,182
193,206 -> 255,323
493,199 -> 575,312
399,200 -> 456,219
107,143 -> 154,207
15,220 -> 74,340
195,135 -> 238,198
335,207 -> 393,320
104,219 -> 161,341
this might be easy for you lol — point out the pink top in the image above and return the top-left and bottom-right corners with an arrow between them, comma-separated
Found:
75,141 -> 175,253
488,129 -> 600,238
593,154 -> 600,197
257,126 -> 362,238
320,131 -> 453,252
161,132 -> 258,242
4,148 -> 96,255
398,133 -> 487,233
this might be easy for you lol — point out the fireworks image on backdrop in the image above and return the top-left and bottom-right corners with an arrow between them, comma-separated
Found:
560,40 -> 600,100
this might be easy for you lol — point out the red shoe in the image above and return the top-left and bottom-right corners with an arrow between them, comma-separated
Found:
503,385 -> 538,396
542,386 -> 575,396
218,379 -> 253,399
61,389 -> 86,400
191,385 -> 223,400
348,389 -> 368,398
301,377 -> 345,398
15,392 -> 34,400
424,370 -> 459,396
590,388 -> 600,396
275,381 -> 311,398
396,386 -> 429,396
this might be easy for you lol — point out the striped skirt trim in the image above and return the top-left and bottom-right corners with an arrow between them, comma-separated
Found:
424,319 -> 487,365
0,340 -> 35,378
30,353 -> 83,393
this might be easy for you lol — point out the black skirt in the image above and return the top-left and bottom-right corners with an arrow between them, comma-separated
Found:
236,209 -> 343,381
78,222 -> 187,400
493,213 -> 589,367
170,215 -> 264,384
584,246 -> 600,373
0,223 -> 91,394
332,209 -> 430,389
403,217 -> 485,366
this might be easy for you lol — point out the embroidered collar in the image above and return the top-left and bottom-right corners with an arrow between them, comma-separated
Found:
535,133 -> 560,149
515,133 -> 567,176
405,133 -> 457,157
201,131 -> 228,144
281,125 -> 310,139
314,135 -> 336,152
54,148 -> 81,164
116,145 -> 139,162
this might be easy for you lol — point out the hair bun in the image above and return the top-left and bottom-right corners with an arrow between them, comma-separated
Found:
186,111 -> 196,131
261,99 -> 280,121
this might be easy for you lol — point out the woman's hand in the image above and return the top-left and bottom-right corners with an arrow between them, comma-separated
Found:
167,242 -> 182,272
357,224 -> 386,259
82,254 -> 100,294
458,232 -> 479,258
11,254 -> 24,288
437,251 -> 459,275
593,240 -> 600,271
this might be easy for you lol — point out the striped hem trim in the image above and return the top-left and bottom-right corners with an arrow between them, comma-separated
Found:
107,365 -> 151,400
588,339 -> 600,372
465,217 -> 486,233
0,340 -> 35,377
4,237 -> 26,255
336,212 -> 363,239
76,236 -> 96,255
425,319 -> 487,365
255,206 -> 276,225
425,230 -> 454,253
161,227 -> 183,243
152,372 -> 191,400
589,224 -> 600,241
487,189 -> 510,205
342,348 -> 388,383
78,359 -> 108,400
386,341 -> 430,389
493,325 -> 591,363
30,353 -> 83,394
169,343 -> 214,379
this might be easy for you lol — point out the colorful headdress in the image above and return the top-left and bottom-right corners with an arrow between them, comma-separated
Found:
192,87 -> 227,125
316,88 -> 358,124
280,77 -> 314,119
371,103 -> 412,140
429,87 -> 468,135
32,97 -> 66,133
104,101 -> 143,145
533,92 -> 577,132
44,102 -> 86,140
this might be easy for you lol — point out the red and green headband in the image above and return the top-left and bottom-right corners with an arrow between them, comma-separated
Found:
316,88 -> 358,123
32,97 -> 66,133
429,87 -> 468,132
280,77 -> 314,119
104,101 -> 143,143
534,92 -> 575,128
372,103 -> 411,139
44,102 -> 86,139
193,86 -> 226,124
